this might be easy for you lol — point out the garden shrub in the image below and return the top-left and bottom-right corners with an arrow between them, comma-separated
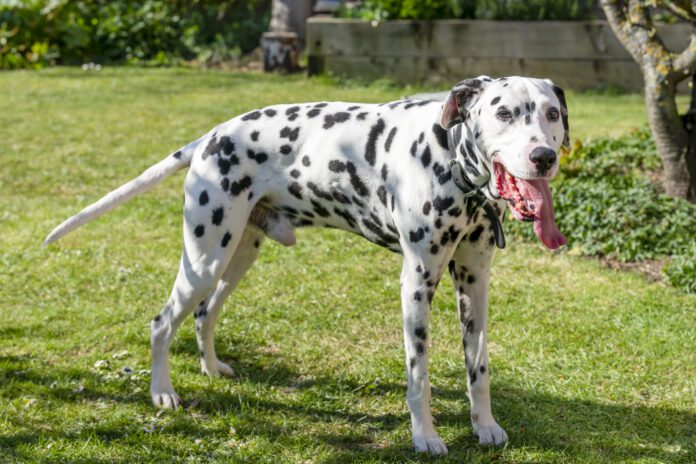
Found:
0,0 -> 270,69
506,129 -> 696,292
338,0 -> 593,21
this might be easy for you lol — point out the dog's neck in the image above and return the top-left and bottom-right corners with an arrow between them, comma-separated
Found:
446,126 -> 506,249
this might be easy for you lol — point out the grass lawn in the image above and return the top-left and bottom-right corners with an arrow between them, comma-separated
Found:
1,68 -> 694,463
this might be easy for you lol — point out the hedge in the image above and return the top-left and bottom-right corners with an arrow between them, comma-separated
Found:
0,0 -> 270,69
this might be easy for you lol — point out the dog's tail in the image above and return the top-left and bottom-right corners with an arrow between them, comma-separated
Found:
43,137 -> 203,246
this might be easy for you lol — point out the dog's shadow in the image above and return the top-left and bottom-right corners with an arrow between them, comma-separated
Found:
3,339 -> 694,463
174,334 -> 695,463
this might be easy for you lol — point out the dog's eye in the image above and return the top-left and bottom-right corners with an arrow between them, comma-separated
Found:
547,108 -> 560,121
496,109 -> 512,121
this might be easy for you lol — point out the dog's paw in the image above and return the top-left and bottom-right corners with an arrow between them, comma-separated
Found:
201,359 -> 235,378
151,389 -> 182,409
474,421 -> 508,446
216,360 -> 235,377
413,433 -> 449,455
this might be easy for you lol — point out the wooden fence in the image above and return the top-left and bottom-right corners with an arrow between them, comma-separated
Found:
307,18 -> 692,91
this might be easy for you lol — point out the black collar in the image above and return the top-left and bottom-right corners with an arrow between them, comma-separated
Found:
449,160 -> 506,249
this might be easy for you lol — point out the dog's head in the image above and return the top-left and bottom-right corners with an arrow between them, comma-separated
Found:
440,76 -> 569,249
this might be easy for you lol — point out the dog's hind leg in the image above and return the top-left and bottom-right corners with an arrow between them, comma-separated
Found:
150,172 -> 254,408
194,226 -> 265,377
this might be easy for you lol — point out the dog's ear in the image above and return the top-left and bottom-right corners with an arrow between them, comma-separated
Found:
546,80 -> 570,149
439,77 -> 490,130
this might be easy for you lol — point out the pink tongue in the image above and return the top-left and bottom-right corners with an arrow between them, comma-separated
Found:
519,179 -> 567,249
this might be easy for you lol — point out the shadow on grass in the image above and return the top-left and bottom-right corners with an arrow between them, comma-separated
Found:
2,341 -> 694,463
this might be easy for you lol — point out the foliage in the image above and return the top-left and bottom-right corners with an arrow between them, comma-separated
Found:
0,0 -> 270,69
507,129 -> 696,292
338,0 -> 594,20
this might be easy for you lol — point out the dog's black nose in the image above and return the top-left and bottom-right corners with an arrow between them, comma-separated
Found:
529,147 -> 557,173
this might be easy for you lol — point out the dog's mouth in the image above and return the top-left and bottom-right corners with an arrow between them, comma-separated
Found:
493,161 -> 566,249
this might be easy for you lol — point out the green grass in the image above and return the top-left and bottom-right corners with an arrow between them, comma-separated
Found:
1,67 -> 694,463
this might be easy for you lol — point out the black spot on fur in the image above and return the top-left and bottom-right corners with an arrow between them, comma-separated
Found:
280,126 -> 300,141
404,100 -> 430,110
314,102 -> 328,108
286,106 -> 300,116
194,225 -> 205,237
469,369 -> 477,384
290,169 -> 301,178
154,314 -> 161,322
384,127 -> 397,152
448,206 -> 462,217
430,244 -> 440,254
467,274 -> 476,284
346,161 -> 369,197
381,164 -> 388,181
414,291 -> 422,302
302,156 -> 311,166
480,365 -> 486,374
421,145 -> 432,168
514,106 -> 521,117
173,151 -> 182,159
356,112 -> 368,120
423,201 -> 431,215
377,185 -> 387,207
323,112 -> 351,129
490,96 -> 501,105
469,225 -> 485,242
241,111 -> 262,121
433,196 -> 454,215
416,343 -> 424,355
332,191 -> 351,204
230,176 -> 252,196
250,131 -> 259,142
311,200 -> 331,217
328,160 -> 346,172
220,177 -> 229,192
410,140 -> 418,157
254,239 -> 261,248
525,114 -> 532,125
264,108 -> 276,117
333,207 -> 356,228
247,149 -> 268,164
347,105 -> 361,111
432,124 -> 449,150
365,118 -> 386,166
307,182 -> 333,201
217,157 -> 231,175
288,182 -> 303,200
415,327 -> 427,340
199,191 -> 209,206
307,108 -> 321,118
212,207 -> 224,226
280,144 -> 292,155
409,228 -> 425,243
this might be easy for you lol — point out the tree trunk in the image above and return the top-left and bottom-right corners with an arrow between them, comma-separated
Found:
643,68 -> 696,202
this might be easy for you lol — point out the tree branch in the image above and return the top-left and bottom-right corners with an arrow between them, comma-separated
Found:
673,32 -> 696,79
662,0 -> 696,25
601,0 -> 650,66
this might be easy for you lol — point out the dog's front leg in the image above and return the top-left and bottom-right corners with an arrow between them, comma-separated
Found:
449,242 -> 508,445
400,253 -> 448,455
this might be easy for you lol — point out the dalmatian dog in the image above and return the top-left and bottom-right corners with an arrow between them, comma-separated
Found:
44,75 -> 568,455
